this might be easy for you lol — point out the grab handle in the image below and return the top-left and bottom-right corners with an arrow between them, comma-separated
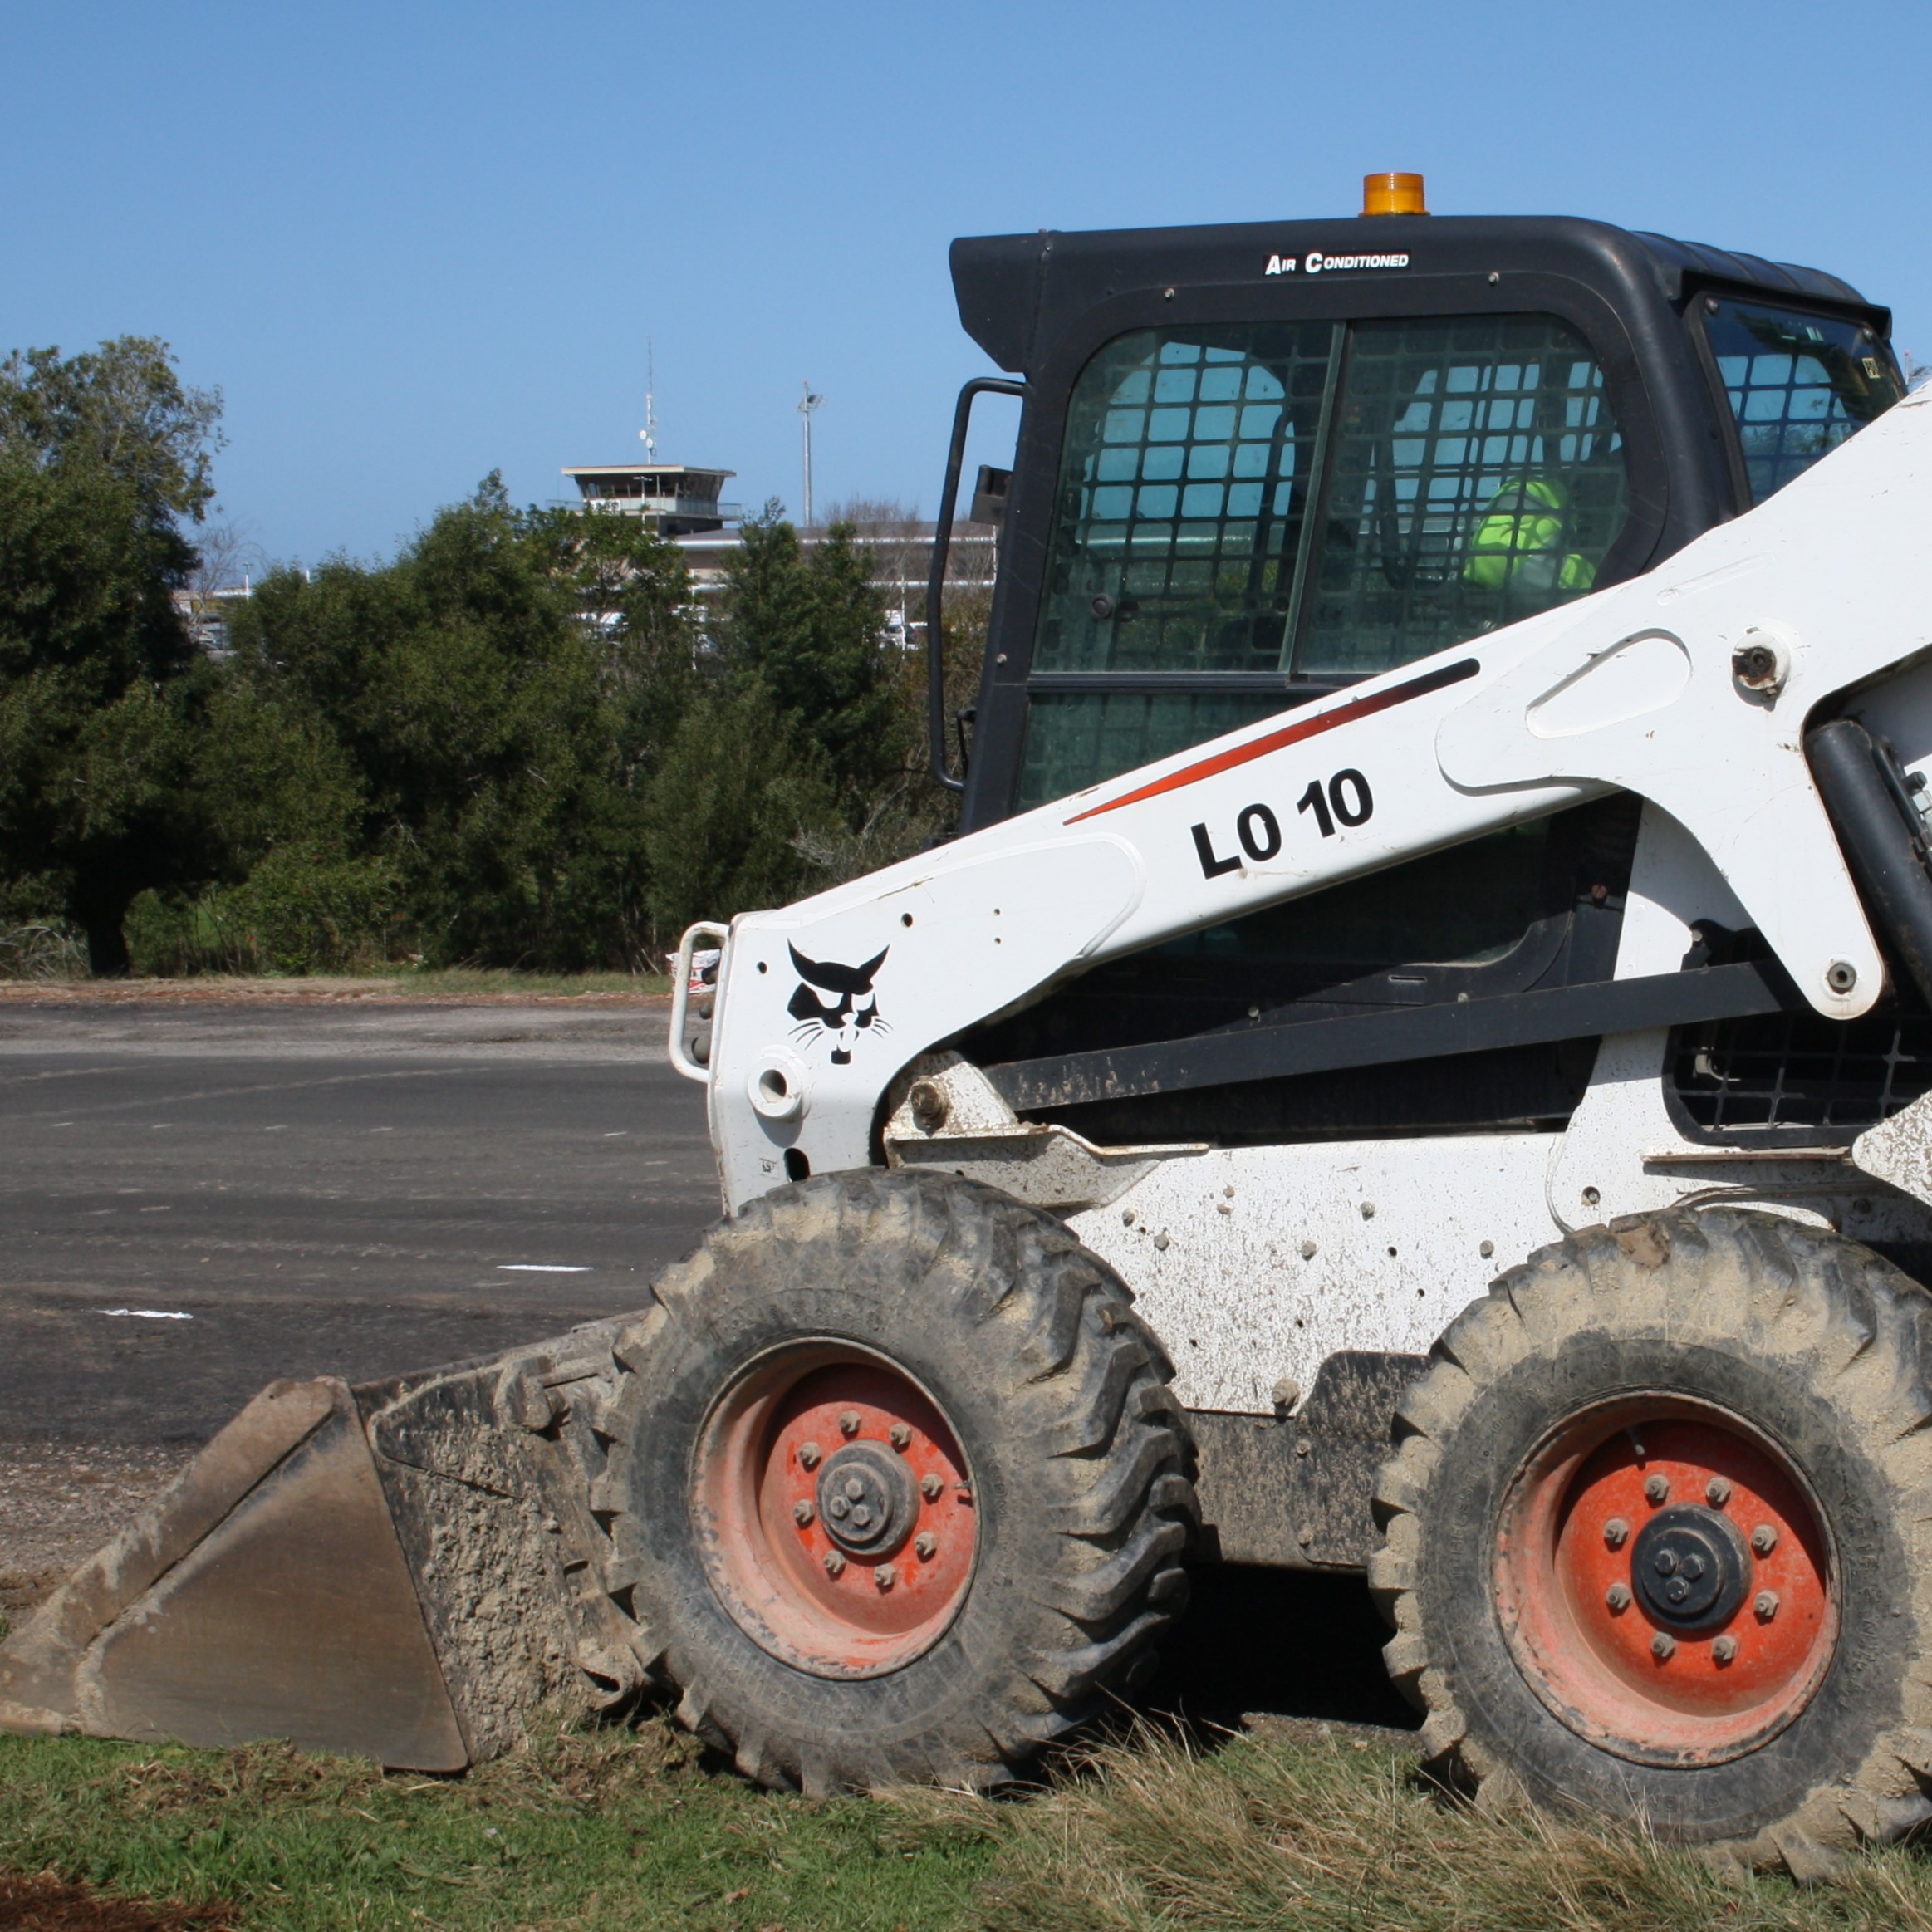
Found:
668,921 -> 731,1084
927,376 -> 1026,792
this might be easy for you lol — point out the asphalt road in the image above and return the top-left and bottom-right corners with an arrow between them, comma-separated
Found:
0,992 -> 1417,1729
0,998 -> 716,1446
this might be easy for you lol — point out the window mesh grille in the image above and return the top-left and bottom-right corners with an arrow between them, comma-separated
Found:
1016,689 -> 1287,811
1670,1009 -> 1932,1136
1035,322 -> 1339,676
1701,298 -> 1901,503
1298,315 -> 1628,676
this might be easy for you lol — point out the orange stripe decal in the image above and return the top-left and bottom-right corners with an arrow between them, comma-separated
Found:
1062,657 -> 1482,824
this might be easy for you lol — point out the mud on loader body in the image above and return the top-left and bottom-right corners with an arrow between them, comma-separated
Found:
13,179 -> 1932,1867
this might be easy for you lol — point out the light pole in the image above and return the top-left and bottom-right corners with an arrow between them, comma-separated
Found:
640,338 -> 659,463
797,380 -> 824,527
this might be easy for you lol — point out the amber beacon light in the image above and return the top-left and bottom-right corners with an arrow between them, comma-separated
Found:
1362,171 -> 1428,216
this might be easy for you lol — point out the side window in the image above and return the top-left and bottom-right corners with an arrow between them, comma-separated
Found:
1297,316 -> 1629,675
1700,298 -> 1902,503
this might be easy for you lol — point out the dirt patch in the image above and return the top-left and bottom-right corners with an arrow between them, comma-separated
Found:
0,1442 -> 192,1621
0,1871 -> 234,1931
1242,1711 -> 1422,1753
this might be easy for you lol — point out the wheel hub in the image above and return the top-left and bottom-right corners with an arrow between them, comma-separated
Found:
816,1443 -> 915,1554
691,1343 -> 978,1679
1631,1505 -> 1750,1629
1495,1397 -> 1836,1765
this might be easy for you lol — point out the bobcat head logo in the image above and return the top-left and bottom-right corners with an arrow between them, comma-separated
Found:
787,944 -> 890,1065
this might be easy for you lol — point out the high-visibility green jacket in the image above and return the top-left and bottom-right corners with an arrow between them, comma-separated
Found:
1464,478 -> 1596,593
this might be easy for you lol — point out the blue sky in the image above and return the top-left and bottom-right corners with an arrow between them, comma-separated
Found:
4,2 -> 1925,566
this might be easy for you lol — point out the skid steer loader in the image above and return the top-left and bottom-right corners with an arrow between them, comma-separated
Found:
10,172 -> 1932,1870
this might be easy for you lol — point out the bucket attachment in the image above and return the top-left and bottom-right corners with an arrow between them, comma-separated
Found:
0,1316 -> 660,1769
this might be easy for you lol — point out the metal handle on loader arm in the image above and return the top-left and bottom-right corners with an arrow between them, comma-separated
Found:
926,375 -> 1026,792
669,921 -> 731,1084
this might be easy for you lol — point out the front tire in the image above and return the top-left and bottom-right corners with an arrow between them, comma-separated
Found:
600,1171 -> 1196,1793
1370,1208 -> 1932,1872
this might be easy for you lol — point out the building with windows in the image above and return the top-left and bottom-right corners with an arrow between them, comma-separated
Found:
561,463 -> 740,535
559,455 -> 1001,645
671,520 -> 999,647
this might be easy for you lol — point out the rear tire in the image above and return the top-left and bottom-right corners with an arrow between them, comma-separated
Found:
1370,1208 -> 1932,1872
599,1170 -> 1196,1793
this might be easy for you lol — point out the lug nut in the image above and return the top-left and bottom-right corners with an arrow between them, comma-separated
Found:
1751,1523 -> 1778,1556
798,1441 -> 821,1470
915,1532 -> 937,1559
919,1473 -> 944,1501
1651,1632 -> 1677,1661
875,1563 -> 896,1591
839,1410 -> 861,1437
1755,1590 -> 1780,1622
1706,1477 -> 1733,1507
823,1550 -> 846,1577
1713,1635 -> 1738,1665
888,1423 -> 911,1450
793,1500 -> 814,1526
1644,1474 -> 1670,1505
1603,1517 -> 1630,1549
1606,1582 -> 1632,1611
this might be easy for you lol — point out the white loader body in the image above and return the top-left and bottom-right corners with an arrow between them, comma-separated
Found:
677,380 -> 1932,1414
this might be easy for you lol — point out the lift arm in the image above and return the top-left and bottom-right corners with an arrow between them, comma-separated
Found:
691,383 -> 1932,1210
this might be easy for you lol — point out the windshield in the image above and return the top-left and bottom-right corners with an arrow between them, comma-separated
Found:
1700,298 -> 1902,502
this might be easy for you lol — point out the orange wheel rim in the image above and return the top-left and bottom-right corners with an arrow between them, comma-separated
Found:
691,1343 -> 978,1679
1495,1395 -> 1835,1765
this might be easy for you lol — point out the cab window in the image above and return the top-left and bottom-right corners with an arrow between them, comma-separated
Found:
1021,312 -> 1630,808
1700,298 -> 1902,503
1032,322 -> 1338,677
1297,315 -> 1628,675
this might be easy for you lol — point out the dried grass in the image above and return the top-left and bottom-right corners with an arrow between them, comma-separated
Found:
975,1721 -> 1932,1932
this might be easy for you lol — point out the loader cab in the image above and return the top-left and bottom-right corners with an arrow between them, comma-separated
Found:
936,191 -> 1904,1147
949,203 -> 1900,833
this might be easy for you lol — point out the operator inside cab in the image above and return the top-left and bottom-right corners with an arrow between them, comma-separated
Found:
1463,476 -> 1597,600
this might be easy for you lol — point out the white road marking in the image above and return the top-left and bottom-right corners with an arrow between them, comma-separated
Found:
99,1308 -> 194,1320
497,1263 -> 591,1273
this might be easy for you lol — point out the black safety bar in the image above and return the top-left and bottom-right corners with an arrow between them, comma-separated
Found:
926,376 -> 1026,792
1809,717 -> 1932,1008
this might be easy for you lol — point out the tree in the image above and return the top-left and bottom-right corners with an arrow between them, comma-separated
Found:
640,679 -> 841,935
223,479 -> 707,969
0,337 -> 224,972
718,507 -> 903,815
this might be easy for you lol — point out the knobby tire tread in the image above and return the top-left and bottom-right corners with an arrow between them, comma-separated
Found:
591,1170 -> 1197,1793
1369,1206 -> 1932,1871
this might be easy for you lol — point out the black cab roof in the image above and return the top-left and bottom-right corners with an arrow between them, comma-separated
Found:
950,214 -> 1885,376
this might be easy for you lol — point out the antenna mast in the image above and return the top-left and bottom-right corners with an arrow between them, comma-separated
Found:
640,340 -> 659,460
797,380 -> 824,527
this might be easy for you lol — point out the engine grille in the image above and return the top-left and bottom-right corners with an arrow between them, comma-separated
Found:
1670,1008 -> 1932,1138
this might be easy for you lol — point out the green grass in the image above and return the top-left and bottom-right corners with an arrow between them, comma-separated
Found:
2,968 -> 670,998
302,966 -> 670,998
0,1721 -> 996,1931
4,1718 -> 1931,1930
